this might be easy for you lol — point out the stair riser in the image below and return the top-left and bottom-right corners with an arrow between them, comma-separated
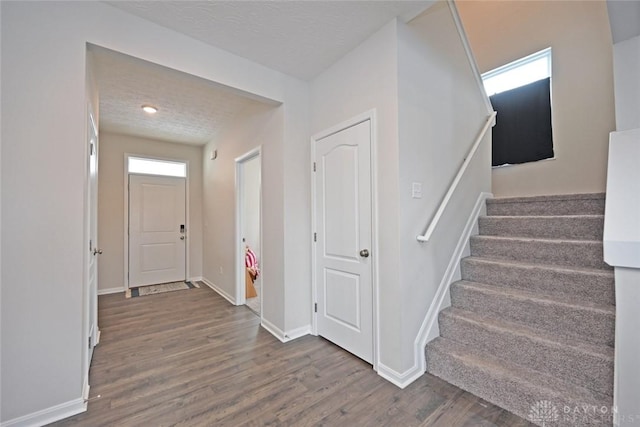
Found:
450,283 -> 615,347
470,236 -> 611,270
478,216 -> 604,240
486,198 -> 605,216
426,343 -> 613,426
439,310 -> 613,396
461,258 -> 615,306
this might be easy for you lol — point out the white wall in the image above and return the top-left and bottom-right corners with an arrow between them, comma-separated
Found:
0,1 -> 309,423
458,0 -> 616,197
603,129 -> 640,426
201,82 -> 311,340
2,3 -> 87,421
396,2 -> 491,374
98,133 -> 203,292
613,35 -> 640,131
613,267 -> 640,426
606,8 -> 640,422
282,79 -> 312,334
201,102 -> 283,326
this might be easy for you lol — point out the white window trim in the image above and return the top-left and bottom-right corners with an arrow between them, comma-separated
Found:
482,47 -> 552,96
483,47 -> 556,168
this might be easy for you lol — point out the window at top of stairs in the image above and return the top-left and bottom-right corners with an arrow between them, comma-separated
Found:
482,48 -> 555,167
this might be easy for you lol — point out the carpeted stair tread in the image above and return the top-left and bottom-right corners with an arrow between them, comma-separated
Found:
452,280 -> 615,319
488,192 -> 605,204
426,337 -> 613,426
478,215 -> 604,240
461,256 -> 615,306
486,193 -> 605,216
439,307 -> 613,396
470,235 -> 611,270
450,280 -> 615,346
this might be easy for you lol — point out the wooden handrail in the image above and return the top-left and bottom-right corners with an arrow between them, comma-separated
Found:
417,111 -> 497,242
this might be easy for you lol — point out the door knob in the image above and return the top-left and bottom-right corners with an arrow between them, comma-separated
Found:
180,236 -> 185,240
359,249 -> 370,258
93,248 -> 103,255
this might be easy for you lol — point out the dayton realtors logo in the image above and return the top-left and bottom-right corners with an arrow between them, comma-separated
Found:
527,400 -> 632,425
528,400 -> 560,426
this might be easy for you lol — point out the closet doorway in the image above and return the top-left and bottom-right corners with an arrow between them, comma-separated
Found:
236,148 -> 262,316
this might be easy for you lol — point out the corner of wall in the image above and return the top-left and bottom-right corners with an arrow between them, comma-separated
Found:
261,319 -> 311,343
377,362 -> 424,389
200,277 -> 237,306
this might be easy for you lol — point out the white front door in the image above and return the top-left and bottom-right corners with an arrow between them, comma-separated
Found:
315,119 -> 373,364
129,174 -> 186,287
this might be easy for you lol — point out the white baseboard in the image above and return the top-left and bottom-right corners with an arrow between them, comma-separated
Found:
188,276 -> 203,283
260,319 -> 310,343
200,277 -> 236,305
0,397 -> 87,427
411,191 -> 491,380
377,362 -> 424,389
97,286 -> 124,295
261,318 -> 286,342
283,325 -> 311,342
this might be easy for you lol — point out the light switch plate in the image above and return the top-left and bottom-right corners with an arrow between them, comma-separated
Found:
412,182 -> 423,199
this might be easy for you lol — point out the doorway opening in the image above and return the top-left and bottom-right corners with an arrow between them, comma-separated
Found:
124,154 -> 189,289
236,148 -> 262,316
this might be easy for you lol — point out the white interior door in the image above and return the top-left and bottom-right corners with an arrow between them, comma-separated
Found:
129,174 -> 186,287
315,120 -> 373,364
87,110 -> 99,363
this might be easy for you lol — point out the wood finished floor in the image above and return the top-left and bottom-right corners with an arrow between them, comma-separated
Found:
51,284 -> 532,427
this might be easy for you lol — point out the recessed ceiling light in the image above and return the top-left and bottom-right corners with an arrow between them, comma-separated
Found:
142,105 -> 158,114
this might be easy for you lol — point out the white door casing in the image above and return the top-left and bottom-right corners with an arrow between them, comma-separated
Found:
129,175 -> 186,287
314,119 -> 374,364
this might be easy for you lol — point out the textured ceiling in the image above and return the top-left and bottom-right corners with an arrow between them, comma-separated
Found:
94,1 -> 434,144
105,0 -> 435,81
91,46 -> 262,145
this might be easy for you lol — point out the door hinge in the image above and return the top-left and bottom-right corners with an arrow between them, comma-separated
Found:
88,336 -> 92,348
313,162 -> 316,172
314,303 -> 317,313
313,232 -> 317,242
90,142 -> 95,156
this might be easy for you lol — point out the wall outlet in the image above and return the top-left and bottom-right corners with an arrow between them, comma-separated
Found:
219,266 -> 223,275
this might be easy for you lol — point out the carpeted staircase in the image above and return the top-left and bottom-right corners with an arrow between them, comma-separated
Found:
426,193 -> 615,426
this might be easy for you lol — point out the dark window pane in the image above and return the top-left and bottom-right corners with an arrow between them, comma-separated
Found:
490,77 -> 554,166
